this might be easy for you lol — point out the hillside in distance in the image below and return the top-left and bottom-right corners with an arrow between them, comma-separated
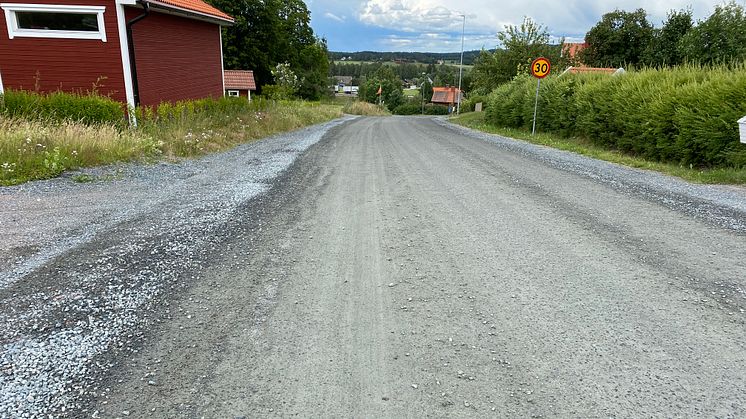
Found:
329,50 -> 491,66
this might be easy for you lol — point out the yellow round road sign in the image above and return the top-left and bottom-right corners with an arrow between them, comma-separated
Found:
531,57 -> 551,79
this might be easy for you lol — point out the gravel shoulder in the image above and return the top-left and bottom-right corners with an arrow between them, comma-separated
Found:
3,116 -> 746,418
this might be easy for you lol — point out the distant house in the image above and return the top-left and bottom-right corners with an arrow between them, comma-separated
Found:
0,0 -> 234,108
224,70 -> 256,100
431,86 -> 463,111
334,76 -> 353,86
563,42 -> 587,61
562,67 -> 626,76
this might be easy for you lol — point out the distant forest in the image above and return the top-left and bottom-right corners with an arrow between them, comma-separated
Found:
329,50 -> 489,66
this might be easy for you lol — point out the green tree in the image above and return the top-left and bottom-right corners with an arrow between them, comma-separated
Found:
471,18 -> 564,93
644,9 -> 694,66
208,0 -> 329,99
359,66 -> 403,111
679,2 -> 746,64
581,9 -> 654,67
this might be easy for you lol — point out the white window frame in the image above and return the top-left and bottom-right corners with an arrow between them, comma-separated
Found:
1,3 -> 107,42
227,90 -> 240,97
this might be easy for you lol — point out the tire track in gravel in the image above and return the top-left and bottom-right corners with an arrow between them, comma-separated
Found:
96,116 -> 745,418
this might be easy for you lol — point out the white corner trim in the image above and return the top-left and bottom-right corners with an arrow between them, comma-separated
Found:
0,69 -> 4,94
219,26 -> 225,96
114,2 -> 135,112
1,3 -> 107,42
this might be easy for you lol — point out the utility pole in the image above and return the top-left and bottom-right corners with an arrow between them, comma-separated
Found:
457,14 -> 465,115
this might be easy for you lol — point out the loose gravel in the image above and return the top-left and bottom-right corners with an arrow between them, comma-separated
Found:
440,119 -> 746,233
0,117 -> 355,417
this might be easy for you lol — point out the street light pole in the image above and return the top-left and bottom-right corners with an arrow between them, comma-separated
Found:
457,14 -> 465,115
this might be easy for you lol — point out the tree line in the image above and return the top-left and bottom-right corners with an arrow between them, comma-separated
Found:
469,1 -> 746,95
207,0 -> 329,100
582,2 -> 746,68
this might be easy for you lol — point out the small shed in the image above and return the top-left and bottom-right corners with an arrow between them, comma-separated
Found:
224,70 -> 256,100
739,116 -> 746,144
431,86 -> 463,112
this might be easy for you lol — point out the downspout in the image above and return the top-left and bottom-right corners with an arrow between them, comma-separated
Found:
126,0 -> 149,107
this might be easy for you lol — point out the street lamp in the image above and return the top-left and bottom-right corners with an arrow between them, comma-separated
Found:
457,14 -> 465,115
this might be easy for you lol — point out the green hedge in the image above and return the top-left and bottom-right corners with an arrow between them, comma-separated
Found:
485,66 -> 746,168
0,90 -> 125,125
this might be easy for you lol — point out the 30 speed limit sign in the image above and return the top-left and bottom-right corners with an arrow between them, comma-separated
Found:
531,57 -> 551,79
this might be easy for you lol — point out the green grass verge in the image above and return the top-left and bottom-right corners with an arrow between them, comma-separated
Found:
450,112 -> 746,185
0,100 -> 343,186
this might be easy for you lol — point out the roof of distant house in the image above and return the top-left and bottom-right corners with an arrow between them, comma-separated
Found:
149,0 -> 234,23
224,70 -> 256,90
563,67 -> 625,75
563,42 -> 587,59
431,87 -> 462,104
334,76 -> 353,85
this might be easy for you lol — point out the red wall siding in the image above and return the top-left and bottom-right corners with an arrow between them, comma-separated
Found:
126,8 -> 223,107
0,0 -> 126,102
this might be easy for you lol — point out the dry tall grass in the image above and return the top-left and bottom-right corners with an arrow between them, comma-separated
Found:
342,101 -> 390,116
0,100 -> 343,185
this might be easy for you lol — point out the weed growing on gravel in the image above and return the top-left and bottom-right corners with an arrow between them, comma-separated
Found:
0,99 -> 343,185
451,112 -> 746,185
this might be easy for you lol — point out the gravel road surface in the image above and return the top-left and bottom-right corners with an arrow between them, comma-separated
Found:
2,116 -> 746,418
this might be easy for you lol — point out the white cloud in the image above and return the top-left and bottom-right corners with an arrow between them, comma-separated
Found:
324,12 -> 346,22
357,0 -> 726,38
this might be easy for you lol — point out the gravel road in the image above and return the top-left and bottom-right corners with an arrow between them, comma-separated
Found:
2,116 -> 746,418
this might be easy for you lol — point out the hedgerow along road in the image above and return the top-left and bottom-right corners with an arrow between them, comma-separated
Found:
2,116 -> 745,417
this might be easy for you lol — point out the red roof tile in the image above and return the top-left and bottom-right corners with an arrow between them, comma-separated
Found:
150,0 -> 233,23
566,67 -> 617,75
563,42 -> 587,59
431,87 -> 462,104
224,70 -> 256,90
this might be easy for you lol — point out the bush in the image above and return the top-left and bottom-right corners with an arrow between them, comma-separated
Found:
423,104 -> 449,115
0,90 -> 125,125
393,102 -> 422,115
484,65 -> 746,168
461,94 -> 490,113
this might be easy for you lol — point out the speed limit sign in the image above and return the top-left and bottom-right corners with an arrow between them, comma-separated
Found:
531,57 -> 551,79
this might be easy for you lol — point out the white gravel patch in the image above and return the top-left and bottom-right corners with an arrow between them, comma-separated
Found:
0,116 -> 355,417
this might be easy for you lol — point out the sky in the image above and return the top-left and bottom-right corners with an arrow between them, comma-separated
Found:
305,0 -> 736,52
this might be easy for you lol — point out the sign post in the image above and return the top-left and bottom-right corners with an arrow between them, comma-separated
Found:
530,57 -> 551,135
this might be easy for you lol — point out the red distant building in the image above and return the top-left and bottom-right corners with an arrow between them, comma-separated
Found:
431,86 -> 462,110
224,70 -> 256,100
0,0 -> 233,108
563,42 -> 587,60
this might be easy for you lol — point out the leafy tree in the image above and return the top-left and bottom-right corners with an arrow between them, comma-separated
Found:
644,9 -> 694,66
359,66 -> 403,111
208,0 -> 329,99
471,18 -> 564,94
679,2 -> 746,64
581,9 -> 654,67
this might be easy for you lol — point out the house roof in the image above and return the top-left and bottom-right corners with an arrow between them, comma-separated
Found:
334,76 -> 353,85
563,67 -> 625,75
431,87 -> 462,104
149,0 -> 234,24
224,70 -> 256,90
563,42 -> 586,59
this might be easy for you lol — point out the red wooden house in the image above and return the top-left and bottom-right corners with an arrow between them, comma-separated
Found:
431,86 -> 462,112
0,0 -> 233,108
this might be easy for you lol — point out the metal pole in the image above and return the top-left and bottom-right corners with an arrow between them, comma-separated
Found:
532,78 -> 541,135
457,14 -> 465,115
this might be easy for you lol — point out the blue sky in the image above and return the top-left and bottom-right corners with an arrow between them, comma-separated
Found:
306,0 -> 735,52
